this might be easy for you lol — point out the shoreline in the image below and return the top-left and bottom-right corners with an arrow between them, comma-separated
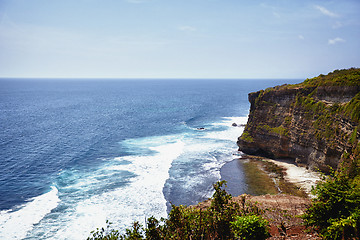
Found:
266,158 -> 321,196
220,155 -> 321,197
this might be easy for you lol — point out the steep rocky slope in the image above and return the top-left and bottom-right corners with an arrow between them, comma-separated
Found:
238,68 -> 360,172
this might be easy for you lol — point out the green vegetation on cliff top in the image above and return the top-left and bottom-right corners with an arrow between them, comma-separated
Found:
289,68 -> 360,88
257,68 -> 360,95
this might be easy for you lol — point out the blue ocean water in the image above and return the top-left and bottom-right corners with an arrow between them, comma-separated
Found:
0,79 -> 300,239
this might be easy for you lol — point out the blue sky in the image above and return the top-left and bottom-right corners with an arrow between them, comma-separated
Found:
0,0 -> 359,79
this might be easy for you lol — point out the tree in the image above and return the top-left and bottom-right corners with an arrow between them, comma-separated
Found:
302,169 -> 360,239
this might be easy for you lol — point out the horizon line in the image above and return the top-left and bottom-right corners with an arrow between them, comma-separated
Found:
0,77 -> 305,81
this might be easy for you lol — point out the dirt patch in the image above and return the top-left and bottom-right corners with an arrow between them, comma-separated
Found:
238,194 -> 320,239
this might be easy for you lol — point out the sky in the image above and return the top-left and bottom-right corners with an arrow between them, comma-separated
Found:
0,0 -> 359,79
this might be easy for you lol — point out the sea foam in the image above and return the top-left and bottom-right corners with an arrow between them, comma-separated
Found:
0,186 -> 59,240
163,116 -> 247,207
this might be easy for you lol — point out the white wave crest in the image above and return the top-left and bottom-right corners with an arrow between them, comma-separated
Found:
0,186 -> 60,240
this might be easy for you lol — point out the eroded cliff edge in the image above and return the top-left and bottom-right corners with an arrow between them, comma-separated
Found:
238,68 -> 360,172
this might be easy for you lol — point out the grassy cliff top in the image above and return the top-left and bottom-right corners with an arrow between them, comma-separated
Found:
289,67 -> 360,88
255,68 -> 360,100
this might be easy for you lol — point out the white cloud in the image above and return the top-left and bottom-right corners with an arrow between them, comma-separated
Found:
314,5 -> 339,18
328,37 -> 345,45
179,25 -> 197,32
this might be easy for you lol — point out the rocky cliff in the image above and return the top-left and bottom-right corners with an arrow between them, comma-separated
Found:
238,68 -> 360,172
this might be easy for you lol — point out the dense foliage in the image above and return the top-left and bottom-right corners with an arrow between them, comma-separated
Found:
231,215 -> 270,240
88,181 -> 270,240
302,166 -> 360,240
300,68 -> 360,87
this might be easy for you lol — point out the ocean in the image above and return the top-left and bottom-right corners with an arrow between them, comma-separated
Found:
0,78 -> 300,239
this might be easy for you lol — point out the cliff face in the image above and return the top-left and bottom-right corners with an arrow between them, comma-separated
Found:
238,68 -> 360,172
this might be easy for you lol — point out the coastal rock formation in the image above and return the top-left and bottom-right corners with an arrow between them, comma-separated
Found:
238,68 -> 360,172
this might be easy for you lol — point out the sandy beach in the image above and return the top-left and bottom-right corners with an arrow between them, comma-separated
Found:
266,159 -> 321,196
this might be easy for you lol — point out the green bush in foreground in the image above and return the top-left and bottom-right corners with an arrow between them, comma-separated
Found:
88,181 -> 268,240
231,215 -> 270,240
302,167 -> 360,240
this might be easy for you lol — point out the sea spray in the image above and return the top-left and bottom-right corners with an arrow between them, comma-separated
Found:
0,186 -> 59,240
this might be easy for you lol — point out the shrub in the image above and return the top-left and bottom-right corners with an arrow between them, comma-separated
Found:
144,217 -> 162,240
120,222 -> 144,240
302,169 -> 360,240
209,180 -> 239,239
88,220 -> 121,240
231,215 -> 270,240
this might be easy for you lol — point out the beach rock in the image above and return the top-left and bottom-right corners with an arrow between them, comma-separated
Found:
232,122 -> 238,127
238,68 -> 360,172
